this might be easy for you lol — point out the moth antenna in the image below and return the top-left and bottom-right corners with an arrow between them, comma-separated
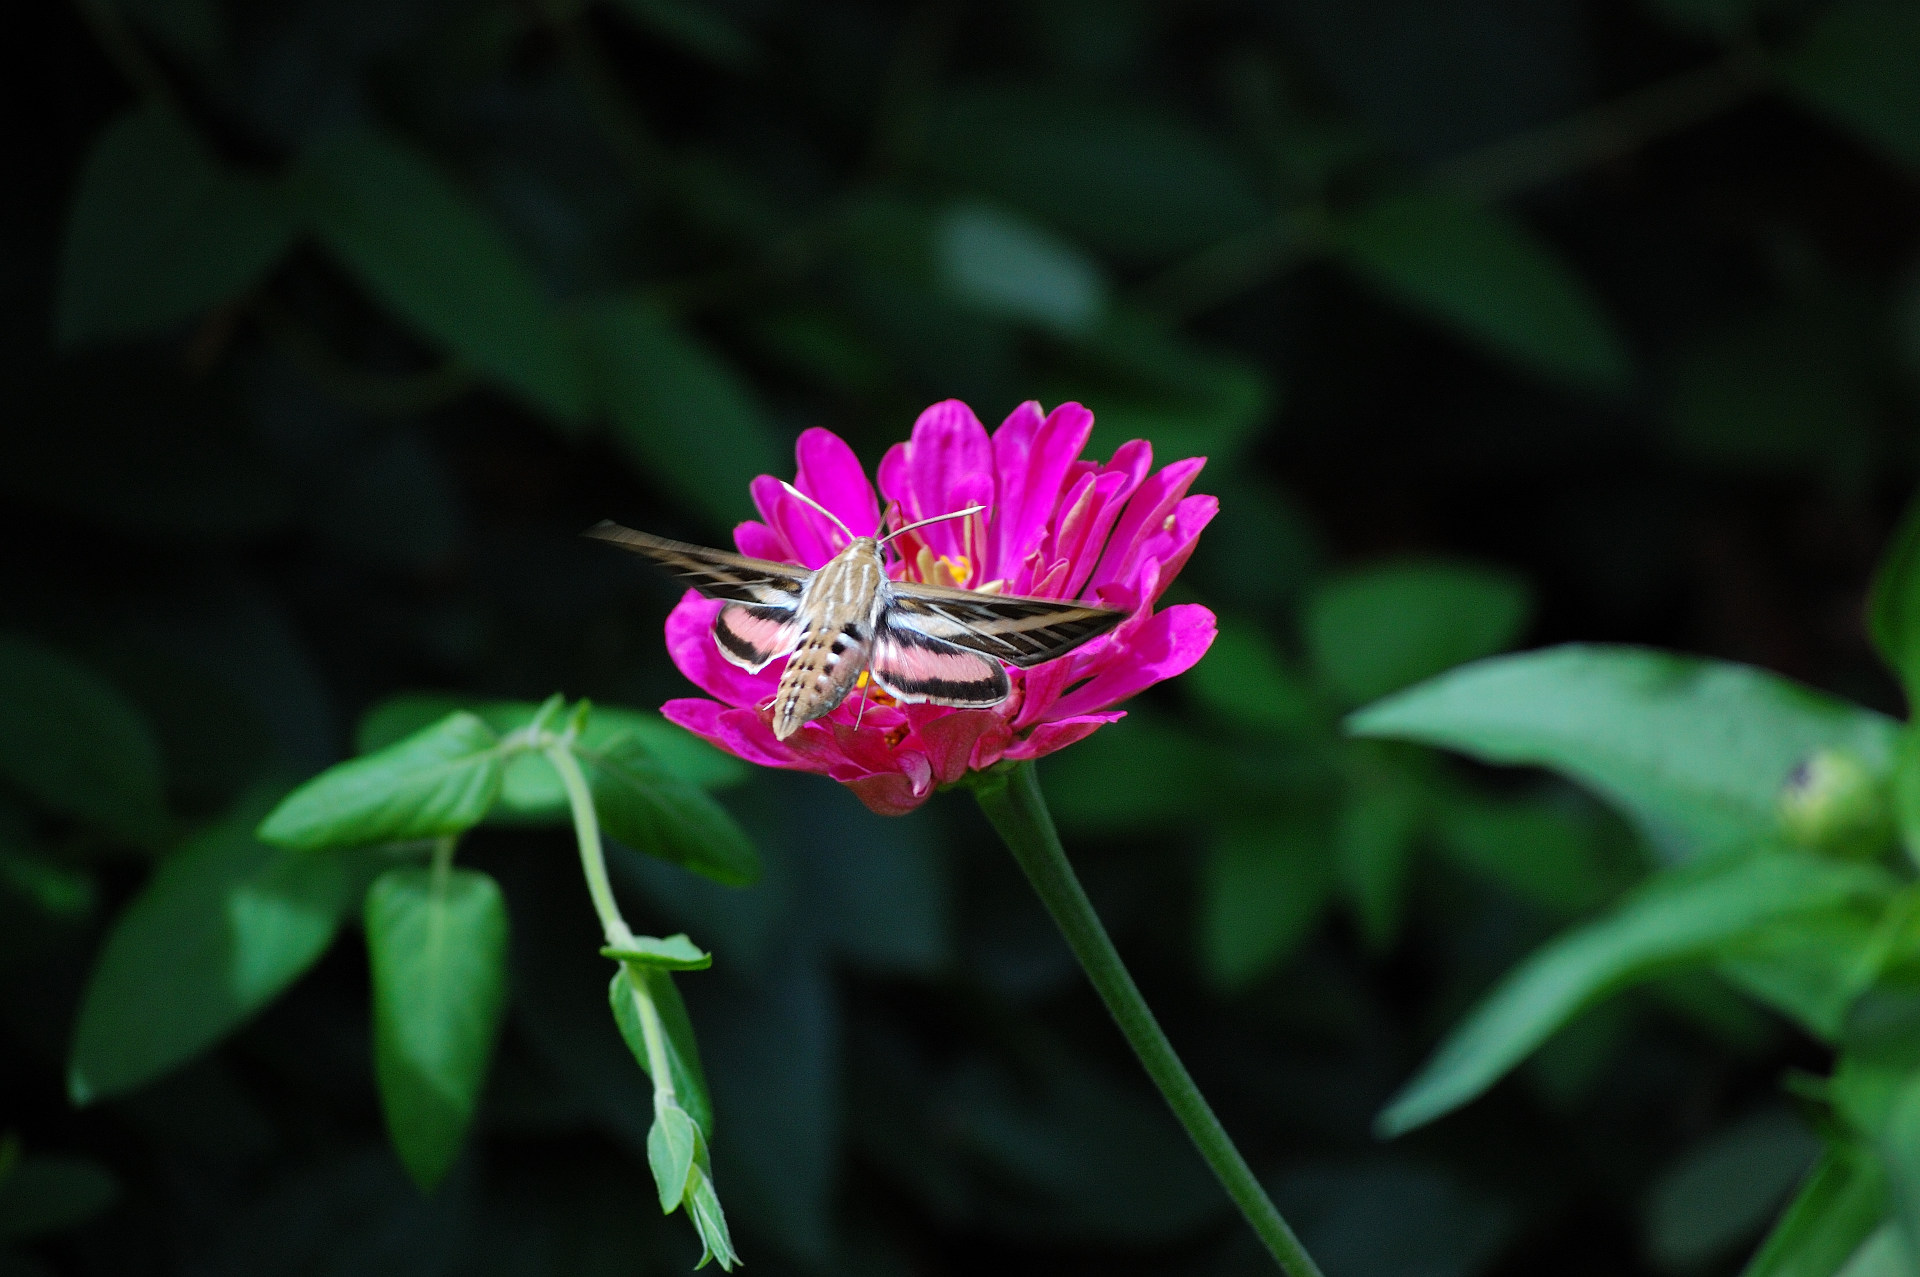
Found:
853,675 -> 873,731
878,504 -> 987,547
776,481 -> 855,544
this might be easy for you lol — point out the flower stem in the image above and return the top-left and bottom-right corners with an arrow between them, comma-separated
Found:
971,761 -> 1324,1277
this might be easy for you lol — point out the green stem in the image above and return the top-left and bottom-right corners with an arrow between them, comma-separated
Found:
547,739 -> 678,1100
971,761 -> 1324,1277
545,743 -> 635,950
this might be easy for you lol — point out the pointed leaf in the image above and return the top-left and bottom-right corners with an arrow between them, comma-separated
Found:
1743,1144 -> 1889,1277
57,105 -> 294,345
0,633 -> 166,846
578,733 -> 758,885
686,1166 -> 741,1270
648,1099 -> 699,1212
584,297 -> 784,527
1337,191 -> 1632,390
1305,560 -> 1530,706
610,964 -> 714,1137
1198,822 -> 1332,992
356,694 -> 746,811
69,799 -> 353,1103
258,712 -> 503,851
936,202 -> 1108,335
1646,1110 -> 1821,1270
1349,645 -> 1899,859
365,865 -> 509,1190
601,934 -> 712,970
295,130 -> 588,420
1378,852 -> 1891,1136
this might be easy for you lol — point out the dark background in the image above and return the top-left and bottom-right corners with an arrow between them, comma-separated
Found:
5,0 -> 1920,1273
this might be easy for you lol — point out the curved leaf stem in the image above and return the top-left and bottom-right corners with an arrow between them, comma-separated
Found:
970,760 -> 1325,1277
545,742 -> 634,950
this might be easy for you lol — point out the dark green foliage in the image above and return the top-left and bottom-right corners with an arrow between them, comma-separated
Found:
365,864 -> 510,1190
67,798 -> 356,1102
14,0 -> 1920,1273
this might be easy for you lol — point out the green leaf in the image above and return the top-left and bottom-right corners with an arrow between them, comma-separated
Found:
356,694 -> 746,809
1377,852 -> 1890,1136
0,1156 -> 117,1239
686,1166 -> 741,1270
1197,821 -> 1332,992
601,933 -> 713,970
1185,616 -> 1321,737
1305,559 -> 1530,706
1717,907 -> 1890,1042
584,297 -> 785,528
1349,645 -> 1900,859
1869,499 -> 1920,705
1336,773 -> 1425,951
57,105 -> 294,345
0,633 -> 166,845
1743,1143 -> 1889,1277
365,865 -> 509,1190
935,203 -> 1108,336
610,964 -> 714,1136
576,734 -> 759,886
1835,1225 -> 1913,1277
1059,312 -> 1275,463
68,798 -> 353,1103
647,1098 -> 699,1212
1880,1066 -> 1920,1262
258,712 -> 504,851
924,86 -> 1265,260
1782,0 -> 1920,170
1336,191 -> 1632,390
294,129 -> 589,420
1647,1109 -> 1822,1270
1434,795 -> 1623,915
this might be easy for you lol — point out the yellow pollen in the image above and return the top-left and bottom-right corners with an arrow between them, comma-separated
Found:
1162,513 -> 1177,532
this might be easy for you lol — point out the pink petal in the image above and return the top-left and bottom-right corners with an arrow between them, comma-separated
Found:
911,708 -> 1011,785
877,400 -> 994,564
750,474 -> 845,569
1043,604 -> 1218,720
1130,495 -> 1218,605
1090,457 -> 1206,594
665,593 -> 780,707
662,699 -> 808,771
991,402 -> 1092,581
1005,712 -> 1127,761
795,427 -> 881,538
733,520 -> 789,561
1048,469 -> 1134,599
846,770 -> 935,816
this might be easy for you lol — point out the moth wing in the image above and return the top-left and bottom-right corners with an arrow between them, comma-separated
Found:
887,582 -> 1126,667
713,602 -> 802,674
869,614 -> 1010,707
585,521 -> 808,606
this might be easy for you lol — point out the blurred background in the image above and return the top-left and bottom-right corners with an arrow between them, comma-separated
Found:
6,0 -> 1920,1273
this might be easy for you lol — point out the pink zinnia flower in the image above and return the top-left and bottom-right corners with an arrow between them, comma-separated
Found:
659,399 -> 1219,815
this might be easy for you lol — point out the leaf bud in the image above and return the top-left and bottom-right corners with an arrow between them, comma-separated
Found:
1778,748 -> 1895,858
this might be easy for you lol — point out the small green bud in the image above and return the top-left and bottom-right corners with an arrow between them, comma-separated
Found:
1778,748 -> 1895,858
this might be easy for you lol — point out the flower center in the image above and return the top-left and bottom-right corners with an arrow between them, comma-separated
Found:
909,546 -> 1004,594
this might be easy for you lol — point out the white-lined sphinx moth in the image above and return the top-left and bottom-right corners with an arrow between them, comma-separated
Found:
587,493 -> 1125,740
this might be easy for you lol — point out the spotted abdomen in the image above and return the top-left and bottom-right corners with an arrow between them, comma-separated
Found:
771,624 -> 870,739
